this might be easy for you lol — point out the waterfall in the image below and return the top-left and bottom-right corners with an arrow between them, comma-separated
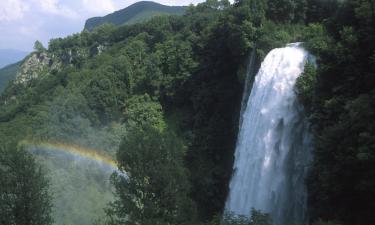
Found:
225,43 -> 313,225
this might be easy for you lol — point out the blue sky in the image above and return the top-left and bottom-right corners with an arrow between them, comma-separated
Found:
0,0 -> 208,52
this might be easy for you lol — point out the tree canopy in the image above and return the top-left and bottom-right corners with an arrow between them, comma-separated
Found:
0,145 -> 52,225
0,0 -> 374,224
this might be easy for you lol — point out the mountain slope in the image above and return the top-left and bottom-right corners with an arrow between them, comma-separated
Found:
84,1 -> 186,31
0,49 -> 28,69
1,0 -> 374,225
0,62 -> 20,93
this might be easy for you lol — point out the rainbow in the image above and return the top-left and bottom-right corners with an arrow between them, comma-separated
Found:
20,140 -> 119,172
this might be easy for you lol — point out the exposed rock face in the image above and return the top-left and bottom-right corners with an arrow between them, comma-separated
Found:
90,44 -> 107,57
15,51 -> 61,84
13,45 -> 99,85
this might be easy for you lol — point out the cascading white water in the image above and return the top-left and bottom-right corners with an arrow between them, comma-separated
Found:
225,43 -> 313,225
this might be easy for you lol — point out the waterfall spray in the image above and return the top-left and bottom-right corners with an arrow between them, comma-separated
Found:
21,140 -> 127,177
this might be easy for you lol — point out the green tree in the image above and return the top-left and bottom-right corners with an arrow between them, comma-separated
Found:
34,40 -> 45,52
234,0 -> 267,26
266,0 -> 307,23
0,145 -> 53,225
295,61 -> 317,112
301,1 -> 375,224
123,94 -> 166,130
305,0 -> 338,23
154,37 -> 198,100
106,125 -> 196,225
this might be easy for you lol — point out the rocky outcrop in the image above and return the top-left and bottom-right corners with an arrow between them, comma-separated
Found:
15,51 -> 61,84
13,45 -> 99,85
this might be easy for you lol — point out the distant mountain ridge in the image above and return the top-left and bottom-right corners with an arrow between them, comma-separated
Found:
0,62 -> 20,93
84,1 -> 186,31
0,49 -> 28,69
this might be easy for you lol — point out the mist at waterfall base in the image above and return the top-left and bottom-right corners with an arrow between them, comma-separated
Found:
225,43 -> 313,225
25,142 -> 125,225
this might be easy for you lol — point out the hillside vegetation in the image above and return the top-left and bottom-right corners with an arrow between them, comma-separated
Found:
0,62 -> 20,93
0,0 -> 374,225
84,1 -> 186,31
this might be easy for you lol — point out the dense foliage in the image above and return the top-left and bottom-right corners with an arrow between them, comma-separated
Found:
106,125 -> 195,225
0,145 -> 52,225
0,0 -> 374,224
297,0 -> 375,224
0,62 -> 19,93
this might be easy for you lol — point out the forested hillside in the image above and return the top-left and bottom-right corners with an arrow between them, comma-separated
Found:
0,62 -> 20,93
297,1 -> 375,224
84,1 -> 186,31
0,0 -> 374,225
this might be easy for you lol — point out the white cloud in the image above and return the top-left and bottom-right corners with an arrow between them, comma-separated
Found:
82,0 -> 116,14
18,21 -> 43,37
31,0 -> 79,19
0,0 -> 29,22
37,0 -> 61,13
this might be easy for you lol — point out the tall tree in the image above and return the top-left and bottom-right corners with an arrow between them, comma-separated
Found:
106,125 -> 196,225
0,145 -> 53,225
33,40 -> 46,52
